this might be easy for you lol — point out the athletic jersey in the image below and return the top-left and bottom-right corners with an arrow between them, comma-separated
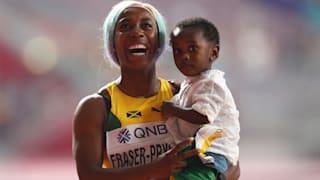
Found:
102,78 -> 175,168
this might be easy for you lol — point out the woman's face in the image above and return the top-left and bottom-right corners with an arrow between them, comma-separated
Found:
114,7 -> 159,70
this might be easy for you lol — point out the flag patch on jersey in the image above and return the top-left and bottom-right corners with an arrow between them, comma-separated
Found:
126,110 -> 142,118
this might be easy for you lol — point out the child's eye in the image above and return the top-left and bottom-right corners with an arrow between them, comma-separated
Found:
188,45 -> 197,52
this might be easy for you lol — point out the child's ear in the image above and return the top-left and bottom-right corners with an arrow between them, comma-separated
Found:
112,47 -> 117,53
210,45 -> 220,61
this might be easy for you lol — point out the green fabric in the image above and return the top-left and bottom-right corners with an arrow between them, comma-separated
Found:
106,112 -> 121,131
173,145 -> 216,180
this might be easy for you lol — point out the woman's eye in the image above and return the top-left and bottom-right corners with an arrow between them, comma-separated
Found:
142,22 -> 152,29
119,23 -> 130,31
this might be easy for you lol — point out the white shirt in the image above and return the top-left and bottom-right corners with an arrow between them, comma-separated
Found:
166,69 -> 240,165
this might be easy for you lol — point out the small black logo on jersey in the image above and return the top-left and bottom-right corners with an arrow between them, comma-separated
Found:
126,110 -> 142,118
151,107 -> 161,112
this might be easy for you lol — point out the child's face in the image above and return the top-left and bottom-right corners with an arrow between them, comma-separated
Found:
171,27 -> 218,76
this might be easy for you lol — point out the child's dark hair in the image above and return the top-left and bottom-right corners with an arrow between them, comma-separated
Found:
170,17 -> 220,44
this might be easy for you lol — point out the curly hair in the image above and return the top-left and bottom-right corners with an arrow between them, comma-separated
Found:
171,17 -> 220,45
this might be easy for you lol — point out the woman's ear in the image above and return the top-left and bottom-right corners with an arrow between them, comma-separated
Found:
210,44 -> 220,62
112,47 -> 119,63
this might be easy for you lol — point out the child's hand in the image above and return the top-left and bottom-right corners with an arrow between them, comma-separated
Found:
161,100 -> 175,117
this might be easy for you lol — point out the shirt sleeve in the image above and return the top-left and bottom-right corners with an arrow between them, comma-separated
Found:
191,79 -> 226,123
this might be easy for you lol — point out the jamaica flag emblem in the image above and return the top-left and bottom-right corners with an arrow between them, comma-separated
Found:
126,110 -> 142,118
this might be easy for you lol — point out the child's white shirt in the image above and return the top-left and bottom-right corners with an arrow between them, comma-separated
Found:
166,69 -> 240,165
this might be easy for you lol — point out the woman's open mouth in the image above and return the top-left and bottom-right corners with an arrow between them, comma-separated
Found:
128,44 -> 147,56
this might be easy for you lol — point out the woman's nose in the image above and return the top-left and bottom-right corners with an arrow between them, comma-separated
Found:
131,26 -> 144,38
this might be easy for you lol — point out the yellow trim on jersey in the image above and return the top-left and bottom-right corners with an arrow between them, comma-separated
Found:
106,78 -> 173,127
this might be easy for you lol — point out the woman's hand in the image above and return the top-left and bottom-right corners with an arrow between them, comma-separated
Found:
148,138 -> 198,179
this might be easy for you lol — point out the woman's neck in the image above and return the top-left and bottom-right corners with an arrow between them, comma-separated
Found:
118,69 -> 160,98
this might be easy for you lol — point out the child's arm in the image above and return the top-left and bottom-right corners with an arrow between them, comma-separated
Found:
162,101 -> 209,125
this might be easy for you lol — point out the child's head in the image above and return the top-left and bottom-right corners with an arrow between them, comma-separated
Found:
170,17 -> 220,76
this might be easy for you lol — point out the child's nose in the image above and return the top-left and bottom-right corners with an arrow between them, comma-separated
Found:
182,53 -> 190,61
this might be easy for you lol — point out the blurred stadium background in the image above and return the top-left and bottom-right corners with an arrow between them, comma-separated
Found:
1,0 -> 320,179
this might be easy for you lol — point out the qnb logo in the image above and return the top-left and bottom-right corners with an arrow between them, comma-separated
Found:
117,128 -> 131,144
134,124 -> 168,138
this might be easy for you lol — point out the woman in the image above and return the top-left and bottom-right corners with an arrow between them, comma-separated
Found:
72,1 -> 239,179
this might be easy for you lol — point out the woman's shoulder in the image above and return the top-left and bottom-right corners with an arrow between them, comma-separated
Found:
78,93 -> 104,107
74,93 -> 105,125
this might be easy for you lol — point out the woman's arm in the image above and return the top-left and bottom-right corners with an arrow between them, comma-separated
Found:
72,94 -> 199,180
72,94 -> 110,179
